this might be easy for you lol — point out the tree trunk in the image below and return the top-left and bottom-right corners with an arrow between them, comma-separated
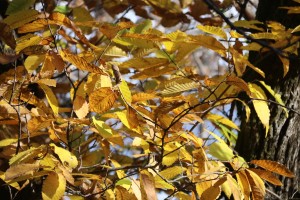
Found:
235,0 -> 300,199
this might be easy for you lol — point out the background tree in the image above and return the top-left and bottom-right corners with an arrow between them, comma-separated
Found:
235,0 -> 300,199
0,0 -> 298,200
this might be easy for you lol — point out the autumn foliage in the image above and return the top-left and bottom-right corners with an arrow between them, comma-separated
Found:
0,0 -> 297,199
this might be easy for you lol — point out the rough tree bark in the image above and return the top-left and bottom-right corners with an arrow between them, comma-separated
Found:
235,0 -> 300,199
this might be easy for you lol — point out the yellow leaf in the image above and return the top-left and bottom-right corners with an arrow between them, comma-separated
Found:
89,88 -> 117,114
278,55 -> 289,77
132,92 -> 157,102
250,160 -> 294,178
42,172 -> 66,200
159,166 -> 186,180
230,48 -> 265,77
60,50 -> 106,74
196,181 -> 212,197
208,141 -> 234,161
92,116 -> 114,137
248,83 -> 270,135
236,171 -> 251,200
201,185 -> 221,200
39,83 -> 59,115
73,96 -> 89,119
245,169 -> 265,200
249,168 -> 282,186
24,54 -> 45,73
197,25 -> 227,39
50,143 -> 78,169
18,18 -> 48,33
16,34 -> 42,54
116,110 -> 141,133
119,80 -> 132,105
0,138 -> 17,147
259,81 -> 288,117
226,75 -> 250,95
37,79 -> 57,87
190,35 -> 226,56
206,113 -> 240,130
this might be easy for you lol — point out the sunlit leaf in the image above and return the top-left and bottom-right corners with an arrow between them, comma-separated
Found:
42,172 -> 66,200
89,88 -> 117,114
39,83 -> 59,116
250,160 -> 294,178
50,143 -> 78,169
245,169 -> 266,200
73,96 -> 89,119
197,25 -> 227,39
119,80 -> 132,105
60,50 -> 106,74
5,162 -> 40,180
159,166 -> 186,180
249,168 -> 282,186
259,81 -> 288,117
248,83 -> 270,135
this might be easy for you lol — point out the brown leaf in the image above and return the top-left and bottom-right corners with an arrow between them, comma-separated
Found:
245,169 -> 265,200
0,22 -> 16,49
249,168 -> 282,186
89,88 -> 117,114
5,163 -> 40,180
250,160 -> 294,178
140,171 -> 157,200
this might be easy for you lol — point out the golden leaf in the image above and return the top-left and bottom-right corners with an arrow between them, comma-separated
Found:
159,166 -> 186,180
119,80 -> 132,105
39,83 -> 59,116
196,181 -> 212,197
201,185 -> 221,200
132,92 -> 157,102
250,160 -> 294,178
230,48 -> 265,77
74,96 -> 89,119
18,19 -> 48,33
0,138 -> 17,147
226,75 -> 250,95
197,25 -> 227,39
24,54 -> 45,73
5,163 -> 40,180
248,83 -> 270,135
259,81 -> 288,117
16,34 -> 42,54
206,113 -> 240,130
42,172 -> 66,200
89,88 -> 117,114
249,168 -> 282,186
245,169 -> 265,200
60,50 -> 106,74
50,143 -> 78,169
278,55 -> 289,77
236,171 -> 251,200
37,79 -> 57,87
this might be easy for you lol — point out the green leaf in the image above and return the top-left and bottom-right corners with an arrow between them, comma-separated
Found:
259,81 -> 288,117
6,0 -> 36,15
